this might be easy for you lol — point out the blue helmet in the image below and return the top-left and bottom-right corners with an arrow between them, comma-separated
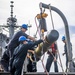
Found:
62,36 -> 65,41
19,36 -> 27,41
21,24 -> 28,30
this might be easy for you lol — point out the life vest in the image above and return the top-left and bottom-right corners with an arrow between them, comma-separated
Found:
50,43 -> 56,54
47,43 -> 56,54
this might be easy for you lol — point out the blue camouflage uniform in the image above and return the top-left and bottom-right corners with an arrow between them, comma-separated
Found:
10,39 -> 43,75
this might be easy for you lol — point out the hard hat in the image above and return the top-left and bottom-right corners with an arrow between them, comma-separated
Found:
21,24 -> 28,30
62,36 -> 65,41
19,36 -> 27,41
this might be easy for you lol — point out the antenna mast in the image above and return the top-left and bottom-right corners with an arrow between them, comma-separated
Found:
7,1 -> 17,39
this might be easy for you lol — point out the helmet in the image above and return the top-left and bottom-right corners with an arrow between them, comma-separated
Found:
62,36 -> 65,41
21,24 -> 28,30
19,36 -> 27,41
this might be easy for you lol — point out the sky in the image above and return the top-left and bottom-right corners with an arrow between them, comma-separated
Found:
0,0 -> 75,72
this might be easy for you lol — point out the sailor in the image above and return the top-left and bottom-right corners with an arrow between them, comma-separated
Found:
46,42 -> 59,72
0,46 -> 9,71
0,24 -> 36,72
62,36 -> 72,72
8,24 -> 36,57
27,50 -> 37,72
10,36 -> 43,75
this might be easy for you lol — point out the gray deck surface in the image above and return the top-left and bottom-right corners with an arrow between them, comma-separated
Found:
0,72 -> 75,75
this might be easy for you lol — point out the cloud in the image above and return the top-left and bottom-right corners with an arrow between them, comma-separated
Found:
57,25 -> 75,36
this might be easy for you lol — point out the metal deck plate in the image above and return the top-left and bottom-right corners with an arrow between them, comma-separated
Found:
0,72 -> 75,75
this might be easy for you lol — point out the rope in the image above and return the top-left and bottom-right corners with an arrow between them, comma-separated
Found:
50,51 -> 68,75
34,15 -> 48,74
35,4 -> 67,74
49,4 -> 67,75
40,36 -> 49,75
35,16 -> 49,74
35,16 -> 41,38
56,44 -> 68,75
41,54 -> 49,75
49,4 -> 54,30
48,51 -> 65,74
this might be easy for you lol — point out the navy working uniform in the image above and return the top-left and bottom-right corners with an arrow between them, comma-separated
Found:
62,36 -> 72,70
27,52 -> 37,72
46,43 -> 58,72
0,24 -> 35,71
1,30 -> 28,71
10,36 -> 43,75
64,42 -> 68,68
8,30 -> 28,57
0,50 -> 9,71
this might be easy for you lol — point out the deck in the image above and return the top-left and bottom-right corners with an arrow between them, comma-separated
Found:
0,72 -> 75,75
